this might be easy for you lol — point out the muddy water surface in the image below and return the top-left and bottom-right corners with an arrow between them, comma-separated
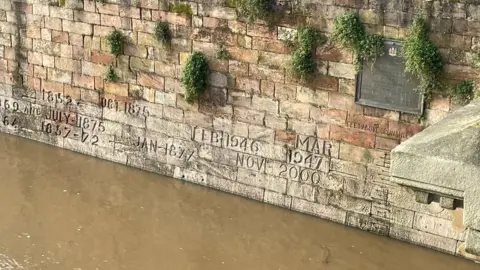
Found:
0,134 -> 478,270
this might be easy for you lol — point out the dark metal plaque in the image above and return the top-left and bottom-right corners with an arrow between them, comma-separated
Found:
355,39 -> 424,115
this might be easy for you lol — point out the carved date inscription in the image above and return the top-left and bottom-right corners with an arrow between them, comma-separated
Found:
236,153 -> 266,172
287,149 -> 329,171
41,89 -> 74,105
134,136 -> 195,162
195,128 -> 261,154
296,135 -> 333,157
278,163 -> 322,185
40,121 -> 100,146
101,97 -> 150,118
45,108 -> 105,133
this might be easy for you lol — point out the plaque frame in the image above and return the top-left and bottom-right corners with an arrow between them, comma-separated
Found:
354,39 -> 424,115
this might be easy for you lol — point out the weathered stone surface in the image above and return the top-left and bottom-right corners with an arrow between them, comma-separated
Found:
264,190 -> 292,208
291,198 -> 347,224
391,100 -> 480,255
2,0 -> 480,261
390,224 -> 458,254
346,212 -> 390,235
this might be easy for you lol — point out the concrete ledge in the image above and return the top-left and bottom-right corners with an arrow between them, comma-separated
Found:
390,99 -> 480,256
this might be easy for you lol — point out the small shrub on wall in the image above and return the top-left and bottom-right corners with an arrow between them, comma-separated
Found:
180,52 -> 210,103
169,2 -> 193,15
106,29 -> 125,56
288,26 -> 326,82
331,12 -> 384,71
403,17 -> 443,96
154,21 -> 172,48
452,80 -> 476,104
234,0 -> 275,27
104,65 -> 119,83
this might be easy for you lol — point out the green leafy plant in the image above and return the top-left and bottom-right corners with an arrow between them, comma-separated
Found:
180,52 -> 210,103
289,26 -> 326,81
403,17 -> 443,95
225,0 -> 238,8
154,21 -> 171,48
236,0 -> 275,26
452,80 -> 476,104
169,2 -> 193,15
331,12 -> 384,71
106,29 -> 125,56
104,65 -> 119,82
472,48 -> 480,68
215,44 -> 231,60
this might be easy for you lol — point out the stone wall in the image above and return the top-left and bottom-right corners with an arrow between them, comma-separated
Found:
0,0 -> 478,261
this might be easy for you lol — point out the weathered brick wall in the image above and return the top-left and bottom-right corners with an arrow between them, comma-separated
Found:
0,0 -> 478,261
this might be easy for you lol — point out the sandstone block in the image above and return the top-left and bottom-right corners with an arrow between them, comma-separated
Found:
130,57 -> 155,73
330,158 -> 367,180
55,57 -> 81,72
133,75 -> 161,94
163,106 -> 184,122
74,10 -> 101,25
275,83 -> 296,100
33,4 -> 49,16
184,111 -> 213,128
104,82 -> 129,97
50,6 -> 73,20
252,95 -> 278,113
280,101 -> 310,120
287,180 -> 316,201
252,37 -> 287,53
81,61 -> 105,77
297,86 -> 328,107
237,168 -> 287,193
328,62 -> 356,79
248,125 -> 275,143
346,212 -> 390,235
96,3 -> 119,15
288,119 -> 316,136
413,212 -> 465,241
233,107 -> 264,125
291,198 -> 347,224
33,39 -> 61,56
47,68 -> 71,84
390,224 -> 457,254
198,4 -> 236,20
155,91 -> 176,106
62,20 -> 92,36
264,190 -> 292,208
73,73 -> 95,90
229,47 -> 258,63
208,72 -> 228,88
146,117 -> 191,140
249,64 -> 284,83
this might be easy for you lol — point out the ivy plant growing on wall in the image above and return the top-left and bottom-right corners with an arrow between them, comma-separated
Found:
471,48 -> 480,68
452,80 -> 476,104
104,29 -> 125,83
215,44 -> 231,60
106,29 -> 125,56
232,0 -> 275,27
154,21 -> 172,48
403,17 -> 443,96
180,52 -> 210,103
169,2 -> 193,15
331,12 -> 384,71
288,26 -> 326,82
104,65 -> 119,83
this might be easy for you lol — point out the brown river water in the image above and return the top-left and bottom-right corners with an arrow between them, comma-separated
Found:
0,133 -> 478,270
